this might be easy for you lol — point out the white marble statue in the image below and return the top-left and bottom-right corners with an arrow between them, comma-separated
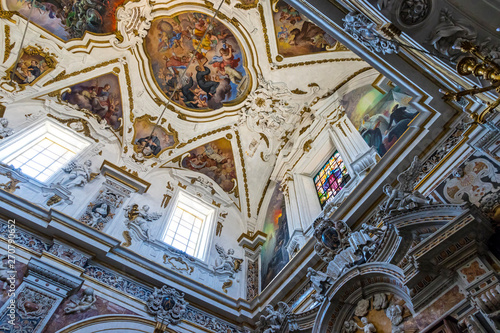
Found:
358,317 -> 377,333
214,244 -> 243,278
382,157 -> 431,214
258,302 -> 291,333
0,118 -> 14,138
386,304 -> 404,326
123,204 -> 161,240
64,288 -> 96,314
57,160 -> 93,190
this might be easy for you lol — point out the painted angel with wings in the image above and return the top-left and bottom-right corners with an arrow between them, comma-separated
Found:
213,244 -> 243,277
382,156 -> 431,214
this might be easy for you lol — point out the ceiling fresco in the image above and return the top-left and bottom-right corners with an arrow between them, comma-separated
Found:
272,0 -> 339,57
144,13 -> 250,111
5,0 -> 126,40
0,0 -> 381,220
61,72 -> 123,131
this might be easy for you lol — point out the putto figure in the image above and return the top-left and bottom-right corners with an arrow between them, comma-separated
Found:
64,288 -> 97,314
0,118 -> 14,138
213,244 -> 243,278
123,204 -> 161,240
382,156 -> 432,214
57,160 -> 94,190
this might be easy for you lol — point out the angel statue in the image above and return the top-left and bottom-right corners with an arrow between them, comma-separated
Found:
123,204 -> 161,240
213,244 -> 243,278
382,156 -> 431,215
258,302 -> 291,333
64,288 -> 97,314
57,160 -> 94,190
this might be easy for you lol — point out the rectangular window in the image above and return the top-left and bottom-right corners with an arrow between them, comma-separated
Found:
162,192 -> 215,260
3,137 -> 76,182
314,151 -> 351,207
0,120 -> 90,183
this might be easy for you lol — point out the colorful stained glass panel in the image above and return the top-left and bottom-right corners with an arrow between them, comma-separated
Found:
314,151 -> 351,207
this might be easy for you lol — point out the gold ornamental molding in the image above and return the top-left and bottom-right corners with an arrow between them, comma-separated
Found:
47,114 -> 99,143
235,130 -> 251,218
3,25 -> 15,63
43,58 -> 121,86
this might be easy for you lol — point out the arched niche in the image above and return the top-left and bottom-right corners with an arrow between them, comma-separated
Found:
313,263 -> 415,333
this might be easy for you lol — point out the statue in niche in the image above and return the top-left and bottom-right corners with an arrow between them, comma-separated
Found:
57,160 -> 94,190
213,244 -> 243,278
123,204 -> 161,240
64,288 -> 97,314
0,118 -> 14,138
382,157 -> 432,215
87,202 -> 111,228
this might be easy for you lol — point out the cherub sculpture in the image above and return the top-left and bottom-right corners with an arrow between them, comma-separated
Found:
0,118 -> 13,138
213,244 -> 243,278
123,204 -> 161,240
57,160 -> 94,190
382,157 -> 431,215
64,288 -> 96,314
258,302 -> 291,333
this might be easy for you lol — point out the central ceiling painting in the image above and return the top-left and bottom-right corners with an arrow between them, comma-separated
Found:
144,13 -> 249,111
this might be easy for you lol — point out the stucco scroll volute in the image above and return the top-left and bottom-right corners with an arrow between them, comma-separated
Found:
112,0 -> 153,50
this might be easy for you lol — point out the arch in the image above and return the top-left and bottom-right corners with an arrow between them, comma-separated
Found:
55,314 -> 170,333
312,262 -> 412,333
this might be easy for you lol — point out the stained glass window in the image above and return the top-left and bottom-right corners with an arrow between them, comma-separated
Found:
314,151 -> 350,207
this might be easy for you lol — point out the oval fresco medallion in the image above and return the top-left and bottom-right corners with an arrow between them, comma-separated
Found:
144,12 -> 250,111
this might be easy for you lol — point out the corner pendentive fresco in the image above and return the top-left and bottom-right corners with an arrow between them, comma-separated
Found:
3,45 -> 56,86
434,152 -> 500,224
144,13 -> 249,111
181,138 -> 237,193
132,116 -> 178,158
61,73 -> 123,130
261,182 -> 289,289
5,0 -> 126,40
272,0 -> 339,57
341,83 -> 418,157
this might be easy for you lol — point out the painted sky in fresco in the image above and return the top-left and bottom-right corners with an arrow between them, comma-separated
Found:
261,182 -> 289,289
